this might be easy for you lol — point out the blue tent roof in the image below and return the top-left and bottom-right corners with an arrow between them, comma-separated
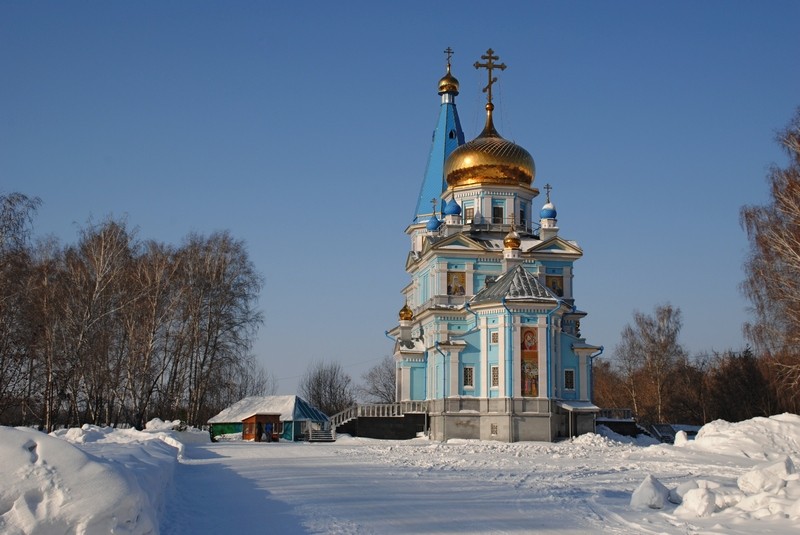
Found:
207,395 -> 329,424
413,99 -> 464,224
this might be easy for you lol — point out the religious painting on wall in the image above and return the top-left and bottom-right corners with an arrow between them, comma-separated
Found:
447,271 -> 466,296
546,275 -> 564,297
521,326 -> 539,397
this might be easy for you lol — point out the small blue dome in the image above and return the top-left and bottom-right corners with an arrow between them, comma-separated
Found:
426,216 -> 442,231
540,202 -> 557,219
443,199 -> 462,216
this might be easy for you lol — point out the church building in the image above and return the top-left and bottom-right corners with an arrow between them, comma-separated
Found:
388,49 -> 602,442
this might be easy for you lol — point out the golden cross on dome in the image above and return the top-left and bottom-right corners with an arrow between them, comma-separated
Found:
444,47 -> 454,67
474,48 -> 506,104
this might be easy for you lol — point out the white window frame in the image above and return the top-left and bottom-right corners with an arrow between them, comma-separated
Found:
463,366 -> 475,389
490,365 -> 499,388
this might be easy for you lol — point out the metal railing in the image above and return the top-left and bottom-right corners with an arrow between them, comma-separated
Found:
597,408 -> 634,421
430,216 -> 540,237
330,401 -> 428,429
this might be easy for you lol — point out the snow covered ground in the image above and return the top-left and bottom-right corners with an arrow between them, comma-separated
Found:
2,415 -> 800,534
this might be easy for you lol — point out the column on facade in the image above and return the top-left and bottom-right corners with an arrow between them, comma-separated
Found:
563,266 -> 573,299
435,260 -> 445,299
399,364 -> 411,401
435,342 -> 464,398
511,316 -> 521,398
537,314 -> 549,398
579,354 -> 588,400
551,316 -> 560,398
480,316 -> 488,397
500,313 -> 514,398
465,262 -> 475,296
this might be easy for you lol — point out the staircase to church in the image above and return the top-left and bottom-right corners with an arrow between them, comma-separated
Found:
330,401 -> 428,438
308,428 -> 336,442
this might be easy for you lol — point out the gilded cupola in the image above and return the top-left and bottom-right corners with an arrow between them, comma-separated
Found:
398,302 -> 413,321
503,227 -> 522,250
438,46 -> 460,95
444,49 -> 535,189
438,64 -> 460,95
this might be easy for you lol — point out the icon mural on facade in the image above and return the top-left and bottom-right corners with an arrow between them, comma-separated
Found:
521,326 -> 539,397
447,271 -> 466,296
546,275 -> 563,297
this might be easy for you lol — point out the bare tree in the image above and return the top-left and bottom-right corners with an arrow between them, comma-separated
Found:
0,193 -> 41,422
0,192 -> 41,254
591,358 -> 629,410
614,304 -> 686,424
357,356 -> 396,403
0,206 -> 268,429
705,348 -> 774,422
299,361 -> 355,416
741,108 -> 800,406
175,231 -> 264,425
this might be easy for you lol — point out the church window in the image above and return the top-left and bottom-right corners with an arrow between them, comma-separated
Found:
492,205 -> 504,224
447,271 -> 466,296
564,369 -> 575,391
463,366 -> 474,388
449,129 -> 456,139
490,366 -> 499,388
519,204 -> 526,227
464,207 -> 474,224
490,331 -> 499,344
490,423 -> 498,436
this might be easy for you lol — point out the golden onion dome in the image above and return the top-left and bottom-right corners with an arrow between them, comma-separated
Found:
438,64 -> 460,95
445,103 -> 535,188
503,228 -> 522,250
398,303 -> 413,322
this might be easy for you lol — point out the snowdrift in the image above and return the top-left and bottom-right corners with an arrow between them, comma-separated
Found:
635,413 -> 800,523
0,426 -> 162,534
0,421 -> 207,535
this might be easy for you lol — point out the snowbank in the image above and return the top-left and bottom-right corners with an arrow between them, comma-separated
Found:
3,414 -> 800,534
679,413 -> 800,460
637,413 -> 800,524
0,426 -> 161,534
593,426 -> 659,447
1,424 -> 209,534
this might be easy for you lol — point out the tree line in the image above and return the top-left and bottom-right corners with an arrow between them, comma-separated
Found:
0,198 -> 273,430
596,109 -> 800,425
592,303 -> 794,426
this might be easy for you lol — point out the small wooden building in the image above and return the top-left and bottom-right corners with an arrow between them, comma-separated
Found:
242,413 -> 281,442
208,395 -> 329,442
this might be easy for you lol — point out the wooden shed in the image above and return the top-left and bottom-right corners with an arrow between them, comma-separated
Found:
242,413 -> 281,442
208,395 -> 329,442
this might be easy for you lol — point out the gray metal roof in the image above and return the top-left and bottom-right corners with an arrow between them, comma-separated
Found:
471,265 -> 559,304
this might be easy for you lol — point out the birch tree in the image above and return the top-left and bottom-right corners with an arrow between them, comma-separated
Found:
614,304 -> 686,424
741,108 -> 800,409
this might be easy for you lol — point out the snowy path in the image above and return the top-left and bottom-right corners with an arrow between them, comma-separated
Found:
160,439 -> 664,534
156,426 -> 800,535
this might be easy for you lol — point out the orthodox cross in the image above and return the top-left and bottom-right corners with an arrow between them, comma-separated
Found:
431,197 -> 438,217
444,47 -> 454,67
474,48 -> 506,104
544,183 -> 553,203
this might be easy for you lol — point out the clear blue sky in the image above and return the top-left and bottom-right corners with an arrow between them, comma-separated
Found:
2,2 -> 798,394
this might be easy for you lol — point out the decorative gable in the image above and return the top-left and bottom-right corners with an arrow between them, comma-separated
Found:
527,236 -> 582,258
426,233 -> 488,253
